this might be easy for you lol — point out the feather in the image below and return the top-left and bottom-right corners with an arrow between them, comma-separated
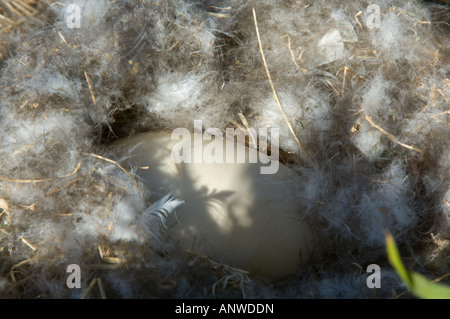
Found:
139,193 -> 185,240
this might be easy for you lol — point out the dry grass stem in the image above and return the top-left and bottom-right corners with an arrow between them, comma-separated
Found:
0,161 -> 82,183
10,257 -> 43,282
84,71 -> 96,105
326,79 -> 340,96
81,278 -> 97,299
0,197 -> 9,210
20,236 -> 37,251
82,152 -> 138,188
0,0 -> 45,32
286,35 -> 307,73
0,73 -> 33,89
207,12 -> 230,18
252,8 -> 312,164
365,116 -> 423,153
97,277 -> 107,299
354,11 -> 363,29
186,249 -> 251,298
98,244 -> 126,265
342,66 -> 348,95
238,112 -> 257,148
58,31 -> 68,46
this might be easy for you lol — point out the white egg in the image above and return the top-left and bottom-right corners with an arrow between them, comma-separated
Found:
112,131 -> 317,279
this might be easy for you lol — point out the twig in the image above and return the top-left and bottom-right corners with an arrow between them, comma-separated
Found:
252,8 -> 312,163
365,116 -> 422,153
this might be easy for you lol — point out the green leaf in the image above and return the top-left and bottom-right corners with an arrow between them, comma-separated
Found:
386,233 -> 450,299
385,233 -> 412,286
410,272 -> 450,299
